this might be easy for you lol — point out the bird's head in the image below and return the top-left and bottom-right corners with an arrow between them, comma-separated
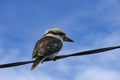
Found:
44,28 -> 74,42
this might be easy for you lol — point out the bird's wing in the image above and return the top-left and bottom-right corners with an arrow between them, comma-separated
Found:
32,39 -> 44,58
32,36 -> 63,58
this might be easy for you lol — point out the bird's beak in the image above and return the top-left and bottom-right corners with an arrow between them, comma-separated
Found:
63,36 -> 74,42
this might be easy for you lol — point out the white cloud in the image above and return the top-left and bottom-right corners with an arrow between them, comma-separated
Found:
75,66 -> 120,80
0,48 -> 23,73
0,69 -> 54,80
55,60 -> 71,74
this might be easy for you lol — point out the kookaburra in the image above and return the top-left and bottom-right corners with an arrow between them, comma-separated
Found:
31,28 -> 74,71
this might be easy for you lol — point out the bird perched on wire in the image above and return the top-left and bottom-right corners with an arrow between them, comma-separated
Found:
31,28 -> 74,71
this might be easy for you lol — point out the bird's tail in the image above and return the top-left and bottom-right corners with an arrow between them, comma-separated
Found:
31,56 -> 46,71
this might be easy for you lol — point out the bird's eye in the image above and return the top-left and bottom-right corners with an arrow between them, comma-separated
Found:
59,33 -> 65,36
57,33 -> 66,36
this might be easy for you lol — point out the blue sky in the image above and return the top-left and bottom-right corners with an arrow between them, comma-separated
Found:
0,0 -> 120,80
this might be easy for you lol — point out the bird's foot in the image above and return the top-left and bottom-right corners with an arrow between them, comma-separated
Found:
53,58 -> 57,61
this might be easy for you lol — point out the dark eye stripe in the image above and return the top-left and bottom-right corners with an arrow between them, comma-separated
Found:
51,32 -> 65,36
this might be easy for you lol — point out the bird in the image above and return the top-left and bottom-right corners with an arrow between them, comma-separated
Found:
31,28 -> 74,71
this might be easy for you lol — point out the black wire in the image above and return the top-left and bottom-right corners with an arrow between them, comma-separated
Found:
0,46 -> 120,68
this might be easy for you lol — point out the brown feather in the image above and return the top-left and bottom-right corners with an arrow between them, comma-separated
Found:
32,36 -> 63,58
